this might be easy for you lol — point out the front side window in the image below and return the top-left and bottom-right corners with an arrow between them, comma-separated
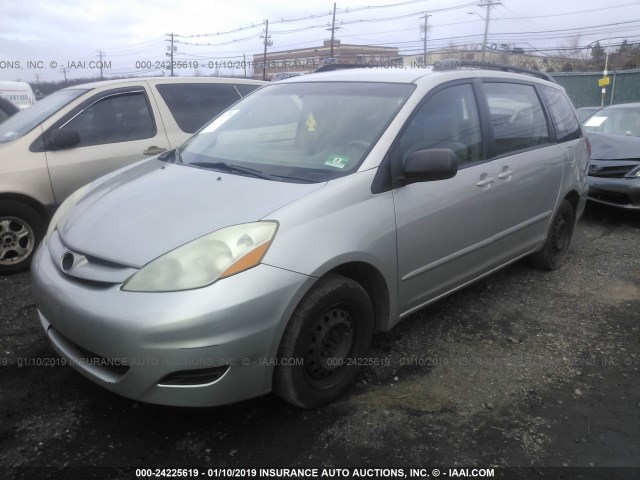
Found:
156,83 -> 241,133
539,85 -> 581,142
397,83 -> 483,166
173,82 -> 414,183
0,88 -> 87,144
59,91 -> 155,147
484,82 -> 550,156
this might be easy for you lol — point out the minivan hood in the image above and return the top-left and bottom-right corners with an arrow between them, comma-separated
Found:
59,160 -> 325,268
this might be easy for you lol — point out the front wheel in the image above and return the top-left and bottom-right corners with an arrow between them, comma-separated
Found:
528,199 -> 575,271
0,201 -> 46,274
273,273 -> 374,409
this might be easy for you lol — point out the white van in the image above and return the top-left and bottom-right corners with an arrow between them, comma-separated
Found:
0,81 -> 36,109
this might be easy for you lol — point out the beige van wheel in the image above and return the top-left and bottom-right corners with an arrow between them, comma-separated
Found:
0,201 -> 46,274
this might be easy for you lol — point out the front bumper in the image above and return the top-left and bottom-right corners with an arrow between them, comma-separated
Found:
587,176 -> 640,210
31,242 -> 315,407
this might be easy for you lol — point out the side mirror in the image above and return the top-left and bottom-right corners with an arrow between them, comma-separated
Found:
402,148 -> 458,184
48,129 -> 80,150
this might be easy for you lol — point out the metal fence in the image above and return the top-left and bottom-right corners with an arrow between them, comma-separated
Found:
550,69 -> 640,108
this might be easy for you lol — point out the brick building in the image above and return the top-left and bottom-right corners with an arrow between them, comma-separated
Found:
253,40 -> 399,79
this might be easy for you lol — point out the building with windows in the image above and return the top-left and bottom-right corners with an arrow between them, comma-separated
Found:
253,40 -> 399,80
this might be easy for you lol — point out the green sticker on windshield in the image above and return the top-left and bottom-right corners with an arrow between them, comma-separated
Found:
325,154 -> 349,169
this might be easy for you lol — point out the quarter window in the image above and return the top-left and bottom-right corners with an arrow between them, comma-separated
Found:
539,85 -> 582,142
234,84 -> 261,97
398,83 -> 483,165
484,82 -> 550,156
59,91 -> 155,147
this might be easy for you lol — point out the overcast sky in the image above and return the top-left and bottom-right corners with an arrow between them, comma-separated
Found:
1,0 -> 639,82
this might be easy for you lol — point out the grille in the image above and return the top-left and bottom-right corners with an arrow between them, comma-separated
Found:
588,165 -> 635,178
49,326 -> 130,379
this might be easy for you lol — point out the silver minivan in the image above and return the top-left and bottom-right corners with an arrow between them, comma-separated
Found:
31,67 -> 589,409
0,77 -> 265,273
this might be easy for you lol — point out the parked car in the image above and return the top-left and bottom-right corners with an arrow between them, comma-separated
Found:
31,66 -> 589,409
576,106 -> 602,123
270,72 -> 304,81
582,102 -> 640,209
0,76 -> 265,273
0,97 -> 19,124
0,81 -> 36,109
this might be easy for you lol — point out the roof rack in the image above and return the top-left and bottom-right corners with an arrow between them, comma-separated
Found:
433,59 -> 556,83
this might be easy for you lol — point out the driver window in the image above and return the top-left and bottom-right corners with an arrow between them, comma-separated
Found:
60,91 -> 156,148
398,83 -> 483,165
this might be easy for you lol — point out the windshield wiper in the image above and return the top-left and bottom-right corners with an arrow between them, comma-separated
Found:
268,174 -> 318,184
188,161 -> 273,180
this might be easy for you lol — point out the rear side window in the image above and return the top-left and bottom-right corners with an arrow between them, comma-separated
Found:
156,83 -> 241,133
539,85 -> 581,142
60,91 -> 156,148
484,82 -> 550,156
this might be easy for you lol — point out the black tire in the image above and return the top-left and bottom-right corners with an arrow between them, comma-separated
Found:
0,201 -> 46,274
528,199 -> 575,271
273,273 -> 374,409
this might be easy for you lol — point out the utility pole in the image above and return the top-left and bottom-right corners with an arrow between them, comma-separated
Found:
261,20 -> 272,81
60,67 -> 68,86
97,50 -> 104,80
326,3 -> 341,62
243,53 -> 247,78
330,3 -> 337,59
166,33 -> 175,77
475,1 -> 502,62
422,14 -> 432,65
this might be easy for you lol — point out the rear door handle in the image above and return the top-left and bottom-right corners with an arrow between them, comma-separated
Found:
143,146 -> 167,156
497,169 -> 515,179
476,176 -> 495,187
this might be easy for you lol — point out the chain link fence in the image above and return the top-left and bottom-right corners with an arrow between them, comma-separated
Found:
551,68 -> 640,108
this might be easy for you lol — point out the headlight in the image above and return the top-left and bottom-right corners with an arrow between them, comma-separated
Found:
45,184 -> 92,242
122,222 -> 278,292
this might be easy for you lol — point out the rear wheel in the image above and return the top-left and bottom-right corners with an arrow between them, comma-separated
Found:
528,199 -> 575,271
0,201 -> 46,274
273,273 -> 374,409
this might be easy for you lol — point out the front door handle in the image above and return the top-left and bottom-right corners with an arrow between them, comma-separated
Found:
497,169 -> 515,179
476,176 -> 495,187
143,146 -> 167,156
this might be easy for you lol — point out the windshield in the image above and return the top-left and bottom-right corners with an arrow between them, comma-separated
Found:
0,88 -> 88,143
583,106 -> 640,136
175,82 -> 414,183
